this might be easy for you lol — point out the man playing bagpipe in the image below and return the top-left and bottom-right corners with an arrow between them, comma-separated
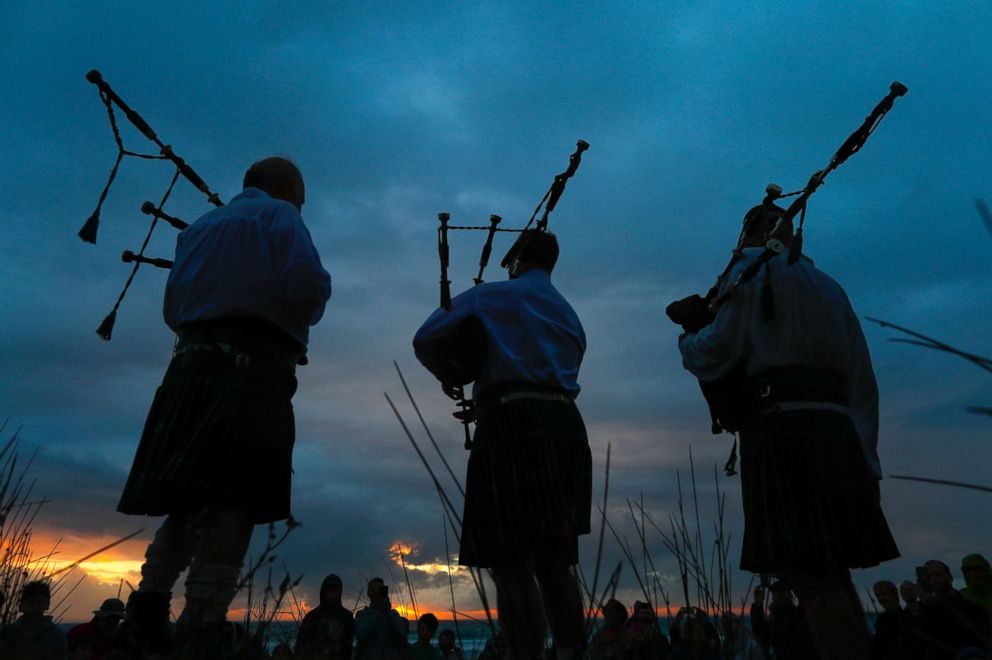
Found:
115,157 -> 331,656
413,230 -> 591,660
674,204 -> 899,660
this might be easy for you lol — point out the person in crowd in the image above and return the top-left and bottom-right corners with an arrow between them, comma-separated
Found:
295,573 -> 354,659
627,601 -> 672,659
960,554 -> 992,621
749,582 -> 817,659
438,628 -> 466,660
588,598 -> 632,660
115,157 -> 331,657
354,578 -> 407,660
906,559 -> 989,659
414,230 -> 590,660
719,613 -> 764,660
437,628 -> 466,660
669,606 -> 715,660
674,202 -> 899,660
901,580 -> 923,616
67,597 -> 125,660
0,581 -> 67,660
869,580 -> 909,660
409,612 -> 443,660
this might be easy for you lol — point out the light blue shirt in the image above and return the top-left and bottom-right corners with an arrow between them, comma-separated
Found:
413,269 -> 586,398
678,248 -> 881,477
164,188 -> 331,348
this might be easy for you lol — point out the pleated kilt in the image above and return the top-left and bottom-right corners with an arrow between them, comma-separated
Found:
459,396 -> 592,568
739,408 -> 899,574
117,342 -> 298,524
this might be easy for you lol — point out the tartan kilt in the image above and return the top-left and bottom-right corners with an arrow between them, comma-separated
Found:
739,409 -> 899,573
459,397 -> 592,568
117,346 -> 297,524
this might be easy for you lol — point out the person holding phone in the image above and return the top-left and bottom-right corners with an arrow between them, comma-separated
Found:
355,578 -> 408,660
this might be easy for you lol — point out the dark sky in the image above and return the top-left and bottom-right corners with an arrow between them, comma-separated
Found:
1,1 -> 990,620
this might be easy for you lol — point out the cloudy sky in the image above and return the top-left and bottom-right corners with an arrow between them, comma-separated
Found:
1,1 -> 990,623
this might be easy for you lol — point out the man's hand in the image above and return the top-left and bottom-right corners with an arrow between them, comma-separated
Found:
452,400 -> 476,423
442,383 -> 463,401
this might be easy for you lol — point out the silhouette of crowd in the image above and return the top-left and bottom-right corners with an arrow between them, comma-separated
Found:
1,553 -> 990,659
866,555 -> 991,660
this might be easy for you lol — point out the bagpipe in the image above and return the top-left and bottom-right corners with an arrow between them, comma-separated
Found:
77,69 -> 223,340
666,81 -> 908,440
435,140 -> 590,448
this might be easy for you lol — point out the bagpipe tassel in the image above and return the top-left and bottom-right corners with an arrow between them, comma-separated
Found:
724,435 -> 739,477
761,262 -> 775,322
78,210 -> 101,244
95,309 -> 117,341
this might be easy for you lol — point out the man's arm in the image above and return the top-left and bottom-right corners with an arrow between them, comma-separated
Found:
269,205 -> 332,325
678,263 -> 754,382
413,288 -> 480,384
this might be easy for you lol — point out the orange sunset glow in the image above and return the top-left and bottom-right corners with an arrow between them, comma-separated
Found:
28,528 -> 146,587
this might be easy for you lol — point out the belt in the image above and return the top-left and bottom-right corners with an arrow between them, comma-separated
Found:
174,341 -> 255,368
175,317 -> 304,372
761,400 -> 849,415
498,391 -> 574,406
473,384 -> 575,420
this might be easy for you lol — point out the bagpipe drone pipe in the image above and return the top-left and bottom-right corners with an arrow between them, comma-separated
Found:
666,81 -> 908,440
435,140 -> 590,448
77,69 -> 223,340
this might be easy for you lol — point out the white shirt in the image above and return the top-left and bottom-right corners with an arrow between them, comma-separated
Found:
678,248 -> 881,477
164,188 -> 331,348
414,269 -> 585,399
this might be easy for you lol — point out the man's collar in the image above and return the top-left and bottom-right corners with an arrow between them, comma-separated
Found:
234,187 -> 272,201
515,268 -> 551,282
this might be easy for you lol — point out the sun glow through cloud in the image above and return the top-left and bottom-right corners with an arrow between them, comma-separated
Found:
28,530 -> 146,587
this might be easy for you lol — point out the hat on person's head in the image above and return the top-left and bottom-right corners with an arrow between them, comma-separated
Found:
93,598 -> 125,618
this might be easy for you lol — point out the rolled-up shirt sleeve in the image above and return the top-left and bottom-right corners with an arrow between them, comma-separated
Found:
269,206 -> 332,325
679,261 -> 753,382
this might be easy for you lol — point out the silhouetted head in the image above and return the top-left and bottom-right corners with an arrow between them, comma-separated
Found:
961,554 -> 992,592
741,202 -> 791,249
438,628 -> 456,651
20,580 -> 51,616
417,612 -> 439,643
243,156 -> 305,211
925,560 -> 954,596
873,580 -> 900,611
321,573 -> 343,607
601,598 -> 627,628
634,601 -> 655,623
509,230 -> 559,278
367,576 -> 385,600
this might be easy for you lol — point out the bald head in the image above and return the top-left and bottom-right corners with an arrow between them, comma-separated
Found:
244,157 -> 305,211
